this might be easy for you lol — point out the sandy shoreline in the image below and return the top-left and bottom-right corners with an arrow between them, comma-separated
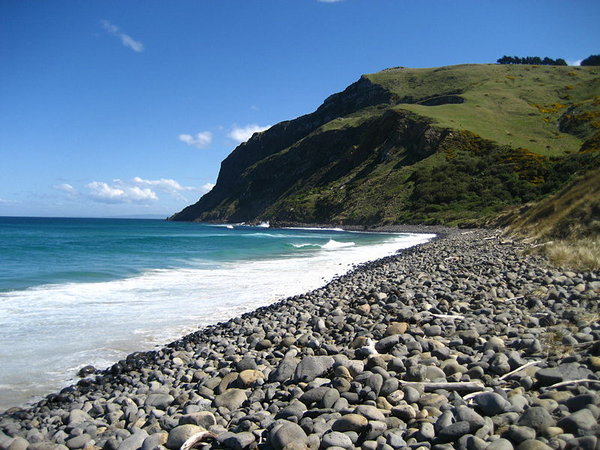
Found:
1,229 -> 599,449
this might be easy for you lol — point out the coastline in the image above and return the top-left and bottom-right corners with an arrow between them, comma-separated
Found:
272,221 -> 461,238
0,224 -> 434,413
1,229 -> 599,449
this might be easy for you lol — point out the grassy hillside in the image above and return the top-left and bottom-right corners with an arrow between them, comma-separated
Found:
368,64 -> 600,155
497,167 -> 600,269
171,64 -> 600,227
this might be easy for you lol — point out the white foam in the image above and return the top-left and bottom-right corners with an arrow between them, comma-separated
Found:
291,243 -> 320,249
212,223 -> 235,229
0,232 -> 434,410
322,239 -> 356,250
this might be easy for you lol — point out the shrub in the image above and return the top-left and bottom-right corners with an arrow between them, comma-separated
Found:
581,54 -> 600,66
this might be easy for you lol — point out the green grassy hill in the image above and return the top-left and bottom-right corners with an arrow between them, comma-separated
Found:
170,64 -> 600,227
369,64 -> 600,156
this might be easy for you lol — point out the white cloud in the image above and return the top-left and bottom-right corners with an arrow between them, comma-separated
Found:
101,20 -> 144,53
568,59 -> 582,66
127,186 -> 159,202
87,181 -> 125,203
228,124 -> 271,144
133,177 -> 214,199
59,177 -> 210,205
132,176 -> 198,192
202,183 -> 216,193
54,183 -> 77,195
86,181 -> 157,204
178,131 -> 213,149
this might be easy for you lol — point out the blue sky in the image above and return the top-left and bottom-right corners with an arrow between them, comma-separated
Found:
1,0 -> 599,218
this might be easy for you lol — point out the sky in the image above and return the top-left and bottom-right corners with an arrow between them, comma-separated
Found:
1,1 -> 599,218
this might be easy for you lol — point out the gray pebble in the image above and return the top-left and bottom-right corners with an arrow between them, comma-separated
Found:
322,431 -> 353,449
517,407 -> 555,433
475,392 -> 511,416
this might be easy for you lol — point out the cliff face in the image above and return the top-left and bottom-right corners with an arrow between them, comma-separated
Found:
170,75 -> 455,224
170,64 -> 600,226
170,76 -> 400,222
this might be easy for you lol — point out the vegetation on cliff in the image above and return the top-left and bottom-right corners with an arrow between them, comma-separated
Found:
496,55 -> 567,66
498,167 -> 600,270
581,54 -> 600,66
170,64 -> 600,227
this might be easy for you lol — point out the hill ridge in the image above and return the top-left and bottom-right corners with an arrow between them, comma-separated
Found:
170,63 -> 600,226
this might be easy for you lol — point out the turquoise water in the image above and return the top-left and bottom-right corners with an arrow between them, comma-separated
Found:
0,217 -> 434,410
0,217 -> 382,292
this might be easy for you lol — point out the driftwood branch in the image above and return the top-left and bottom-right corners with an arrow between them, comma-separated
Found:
398,380 -> 485,392
499,360 -> 542,381
181,431 -> 217,450
544,379 -> 600,390
430,313 -> 465,320
463,391 -> 487,401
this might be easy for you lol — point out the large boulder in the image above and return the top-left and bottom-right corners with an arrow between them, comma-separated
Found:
293,356 -> 334,382
269,420 -> 309,450
166,425 -> 206,450
214,388 -> 247,411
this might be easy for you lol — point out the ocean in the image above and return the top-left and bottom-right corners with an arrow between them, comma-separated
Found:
0,217 -> 434,411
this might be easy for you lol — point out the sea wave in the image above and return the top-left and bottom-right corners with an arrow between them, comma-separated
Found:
322,239 -> 356,250
0,231 -> 435,410
291,243 -> 321,249
291,240 -> 356,250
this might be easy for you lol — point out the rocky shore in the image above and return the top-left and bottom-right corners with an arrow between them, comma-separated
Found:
1,230 -> 599,450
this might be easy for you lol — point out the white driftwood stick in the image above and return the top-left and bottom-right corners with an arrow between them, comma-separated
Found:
181,431 -> 217,450
545,379 -> 600,390
398,380 -> 485,392
430,313 -> 465,320
463,391 -> 489,401
499,360 -> 542,381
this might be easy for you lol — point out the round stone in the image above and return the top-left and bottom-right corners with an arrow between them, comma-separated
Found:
238,369 -> 265,387
214,388 -> 248,411
354,405 -> 386,422
474,392 -> 511,416
385,322 -> 409,336
557,409 -> 597,433
437,421 -> 471,442
516,439 -> 553,450
145,393 -> 175,410
517,407 -> 555,433
166,425 -> 206,450
486,438 -> 515,450
269,421 -> 308,450
391,404 -> 416,422
321,431 -> 353,450
332,414 -> 368,432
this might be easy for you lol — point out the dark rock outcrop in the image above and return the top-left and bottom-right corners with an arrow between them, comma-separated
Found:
169,78 -> 453,224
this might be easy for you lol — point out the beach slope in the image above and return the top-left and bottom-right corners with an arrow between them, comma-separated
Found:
1,230 -> 599,448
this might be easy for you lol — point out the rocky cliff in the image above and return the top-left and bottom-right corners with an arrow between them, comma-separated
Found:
170,64 -> 600,226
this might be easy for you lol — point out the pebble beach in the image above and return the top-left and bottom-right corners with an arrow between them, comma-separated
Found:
1,229 -> 599,450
